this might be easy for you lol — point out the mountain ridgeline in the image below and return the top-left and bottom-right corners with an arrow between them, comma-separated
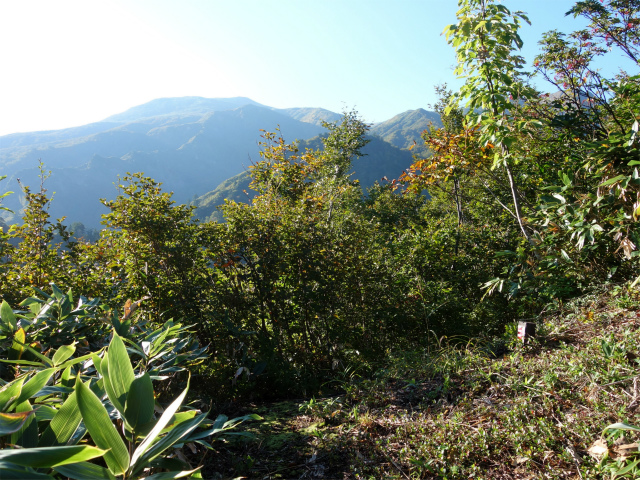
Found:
0,97 -> 440,227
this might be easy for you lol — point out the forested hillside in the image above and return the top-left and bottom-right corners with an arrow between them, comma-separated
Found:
192,133 -> 417,222
1,0 -> 639,478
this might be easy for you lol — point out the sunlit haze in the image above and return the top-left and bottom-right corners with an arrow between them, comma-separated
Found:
0,0 -> 634,136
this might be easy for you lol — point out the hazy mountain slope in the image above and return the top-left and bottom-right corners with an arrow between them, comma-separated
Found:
193,134 -> 416,223
0,122 -> 125,150
370,108 -> 441,152
0,102 -> 327,227
275,107 -> 342,126
194,171 -> 253,223
102,96 -> 263,123
0,97 -> 434,228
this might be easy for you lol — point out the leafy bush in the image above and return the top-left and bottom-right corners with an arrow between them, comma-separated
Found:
0,287 -> 260,479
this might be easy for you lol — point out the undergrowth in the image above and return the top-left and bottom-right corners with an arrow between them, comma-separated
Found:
205,287 -> 640,479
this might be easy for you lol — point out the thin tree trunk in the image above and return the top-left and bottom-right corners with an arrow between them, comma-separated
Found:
453,176 -> 463,256
504,157 -> 534,246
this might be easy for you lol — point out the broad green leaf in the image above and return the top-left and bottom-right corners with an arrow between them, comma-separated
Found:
185,413 -> 261,442
0,410 -> 36,436
57,351 -> 102,371
17,368 -> 55,404
0,377 -> 25,412
101,352 -> 123,415
133,410 -> 196,440
149,457 -> 192,471
60,365 -> 74,389
144,468 -> 202,480
39,390 -> 83,447
52,344 -> 76,366
34,385 -> 74,397
137,412 -> 208,471
0,300 -> 17,332
0,445 -> 107,468
106,334 -> 136,416
11,400 -> 37,447
92,353 -> 103,372
75,377 -> 129,475
159,411 -> 197,434
130,375 -> 190,469
604,422 -> 640,433
0,462 -> 54,479
124,372 -> 155,431
8,340 -> 53,367
9,328 -> 26,360
599,174 -> 628,187
34,405 -> 57,422
53,461 -> 116,480
51,284 -> 65,300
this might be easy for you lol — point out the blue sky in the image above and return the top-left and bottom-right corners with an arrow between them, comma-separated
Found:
0,1 -> 636,136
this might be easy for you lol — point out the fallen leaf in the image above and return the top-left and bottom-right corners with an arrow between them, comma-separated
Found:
613,443 -> 639,460
588,439 -> 609,459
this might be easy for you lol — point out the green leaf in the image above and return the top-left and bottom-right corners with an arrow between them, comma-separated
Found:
137,412 -> 209,471
0,377 -> 25,412
560,250 -> 573,264
57,351 -> 101,371
0,462 -> 54,479
614,457 -> 640,476
9,328 -> 26,360
91,354 -> 103,376
599,174 -> 628,187
17,368 -> 55,404
604,422 -> 640,433
106,333 -> 136,416
144,468 -> 202,480
75,377 -> 130,475
53,461 -> 116,480
0,445 -> 107,468
0,410 -> 36,436
52,344 -> 76,366
61,365 -> 74,389
1,300 -> 17,332
124,372 -> 155,431
9,340 -> 53,367
130,375 -> 190,469
51,284 -> 65,300
11,400 -> 37,448
39,390 -> 83,447
158,411 -> 197,434
34,405 -> 57,422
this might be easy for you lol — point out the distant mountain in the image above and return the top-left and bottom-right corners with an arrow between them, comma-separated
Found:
0,99 -> 328,227
371,108 -> 441,153
193,171 -> 253,223
0,97 -> 435,228
103,96 -> 264,123
275,107 -> 342,126
193,134 -> 416,223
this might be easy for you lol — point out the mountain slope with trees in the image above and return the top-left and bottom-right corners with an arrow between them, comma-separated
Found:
192,133 -> 417,222
371,107 -> 442,153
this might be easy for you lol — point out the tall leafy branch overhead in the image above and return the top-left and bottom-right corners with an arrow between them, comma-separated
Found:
444,0 -> 542,244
